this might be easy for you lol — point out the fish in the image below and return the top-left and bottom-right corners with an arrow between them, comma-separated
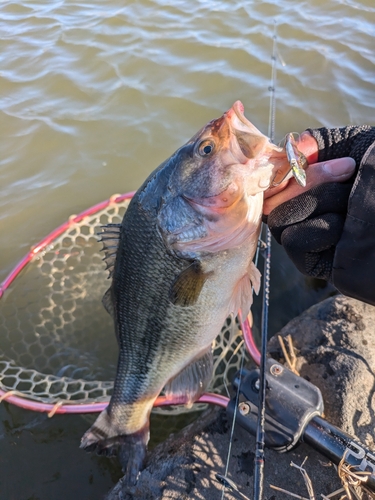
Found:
80,100 -> 286,486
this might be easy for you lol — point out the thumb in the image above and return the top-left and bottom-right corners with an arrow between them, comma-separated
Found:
321,157 -> 356,178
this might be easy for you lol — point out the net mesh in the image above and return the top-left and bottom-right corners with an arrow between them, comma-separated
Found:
0,196 -> 252,414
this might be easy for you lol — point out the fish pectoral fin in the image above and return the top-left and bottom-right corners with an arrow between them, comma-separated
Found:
99,223 -> 121,278
163,347 -> 213,408
249,261 -> 261,295
81,409 -> 149,487
228,262 -> 261,316
169,261 -> 213,307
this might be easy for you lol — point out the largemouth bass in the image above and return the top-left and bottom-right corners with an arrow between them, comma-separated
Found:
81,101 -> 286,485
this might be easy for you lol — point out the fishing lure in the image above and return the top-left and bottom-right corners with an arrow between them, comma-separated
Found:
285,132 -> 307,187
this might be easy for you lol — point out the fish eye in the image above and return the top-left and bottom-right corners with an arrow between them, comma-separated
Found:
198,140 -> 215,157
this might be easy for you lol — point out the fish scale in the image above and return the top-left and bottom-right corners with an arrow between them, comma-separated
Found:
112,194 -> 189,400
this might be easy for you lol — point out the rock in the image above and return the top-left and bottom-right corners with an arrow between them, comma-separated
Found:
106,295 -> 375,500
268,295 -> 375,449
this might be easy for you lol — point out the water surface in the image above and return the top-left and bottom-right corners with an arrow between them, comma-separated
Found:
0,0 -> 374,498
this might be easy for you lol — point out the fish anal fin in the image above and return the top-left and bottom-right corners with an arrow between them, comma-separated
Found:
81,409 -> 149,487
169,261 -> 213,307
228,262 -> 261,316
99,223 -> 121,279
164,347 -> 213,407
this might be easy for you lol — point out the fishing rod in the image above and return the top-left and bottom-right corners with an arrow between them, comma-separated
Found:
252,24 -> 278,500
222,23 -> 375,500
219,24 -> 280,500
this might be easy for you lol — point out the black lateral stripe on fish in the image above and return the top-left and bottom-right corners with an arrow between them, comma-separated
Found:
169,261 -> 214,307
81,100 -> 289,489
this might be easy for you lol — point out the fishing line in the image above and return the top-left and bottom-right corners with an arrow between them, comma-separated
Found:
222,337 -> 245,398
220,223 -> 264,496
220,345 -> 246,500
220,24 -> 279,499
253,22 -> 278,500
268,24 -> 277,143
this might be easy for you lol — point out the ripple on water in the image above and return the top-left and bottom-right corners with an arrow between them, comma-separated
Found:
0,0 -> 374,497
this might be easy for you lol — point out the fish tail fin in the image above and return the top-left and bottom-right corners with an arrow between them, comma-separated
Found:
118,431 -> 148,486
80,409 -> 149,486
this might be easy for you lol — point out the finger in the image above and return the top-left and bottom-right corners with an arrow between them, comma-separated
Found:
281,213 -> 346,281
281,213 -> 345,254
295,131 -> 319,164
267,183 -> 352,243
263,157 -> 355,215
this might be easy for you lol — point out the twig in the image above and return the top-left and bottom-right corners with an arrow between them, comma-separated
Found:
291,458 -> 316,500
321,487 -> 345,499
337,449 -> 371,500
269,484 -> 309,500
348,484 -> 361,500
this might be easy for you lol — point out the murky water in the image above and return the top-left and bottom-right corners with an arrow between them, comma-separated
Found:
0,0 -> 374,498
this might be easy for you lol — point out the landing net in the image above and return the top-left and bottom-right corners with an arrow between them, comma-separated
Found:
0,193 -> 252,416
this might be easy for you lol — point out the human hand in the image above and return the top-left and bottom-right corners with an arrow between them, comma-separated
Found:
264,132 -> 356,281
264,132 -> 355,216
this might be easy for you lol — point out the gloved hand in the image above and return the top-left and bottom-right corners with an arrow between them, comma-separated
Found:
264,125 -> 375,304
266,180 -> 352,281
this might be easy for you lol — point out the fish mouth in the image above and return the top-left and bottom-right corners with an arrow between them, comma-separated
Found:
232,100 -> 246,123
227,100 -> 253,131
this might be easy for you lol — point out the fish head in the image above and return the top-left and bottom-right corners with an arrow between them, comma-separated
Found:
175,100 -> 282,203
155,101 -> 286,255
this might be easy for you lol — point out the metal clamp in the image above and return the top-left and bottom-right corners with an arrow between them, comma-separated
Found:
227,359 -> 324,452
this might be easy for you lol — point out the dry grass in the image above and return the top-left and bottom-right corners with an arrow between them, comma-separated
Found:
278,334 -> 299,375
269,452 -> 375,500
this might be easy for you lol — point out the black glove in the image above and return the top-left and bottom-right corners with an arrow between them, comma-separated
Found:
267,182 -> 352,281
267,125 -> 375,305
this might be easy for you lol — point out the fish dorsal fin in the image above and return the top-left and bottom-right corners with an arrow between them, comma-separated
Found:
163,347 -> 213,407
228,261 -> 261,315
169,261 -> 213,307
99,223 -> 121,278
